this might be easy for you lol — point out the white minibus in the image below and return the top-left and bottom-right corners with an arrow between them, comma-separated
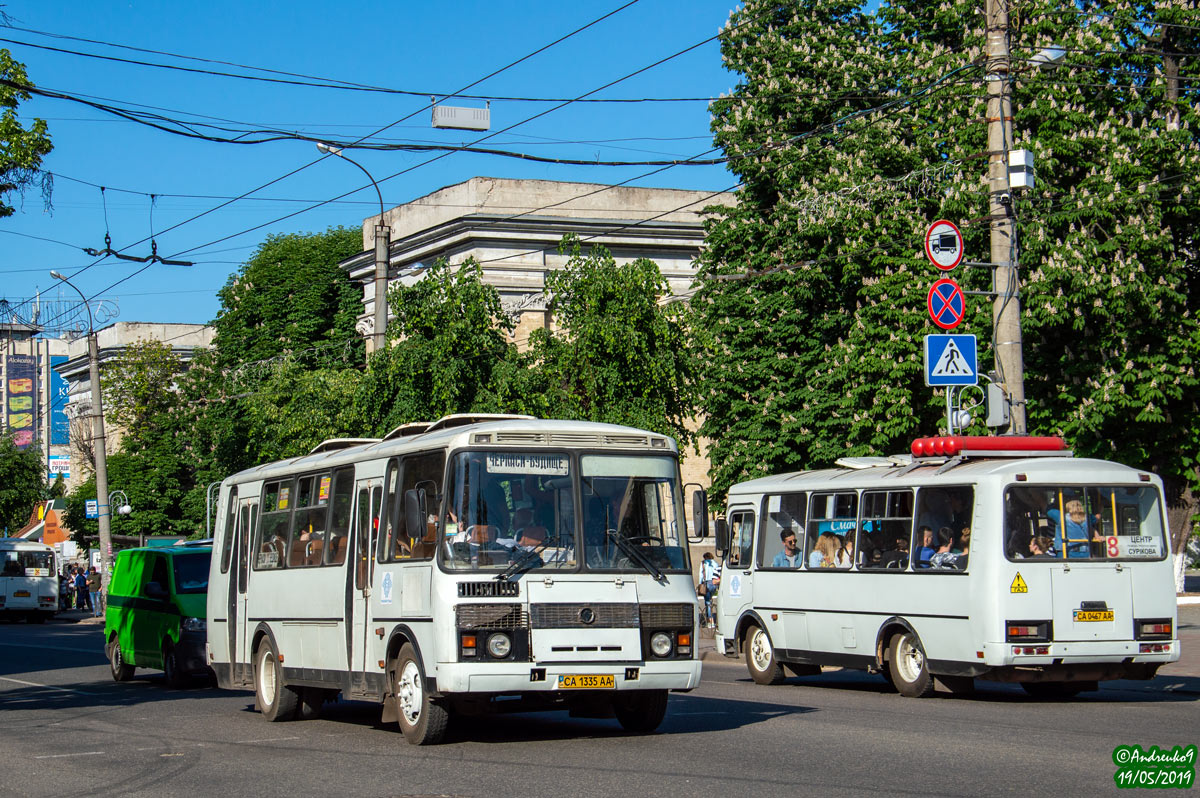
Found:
207,415 -> 706,743
713,435 -> 1180,698
0,538 -> 58,622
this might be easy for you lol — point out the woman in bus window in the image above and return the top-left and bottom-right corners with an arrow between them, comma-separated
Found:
809,532 -> 839,569
1048,498 -> 1099,558
834,534 -> 854,568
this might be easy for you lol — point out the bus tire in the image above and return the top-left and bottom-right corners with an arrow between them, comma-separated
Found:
613,689 -> 668,733
163,643 -> 187,689
255,640 -> 299,721
745,624 -> 786,685
394,643 -> 448,745
1021,681 -> 1085,699
109,637 -> 134,682
888,631 -> 934,698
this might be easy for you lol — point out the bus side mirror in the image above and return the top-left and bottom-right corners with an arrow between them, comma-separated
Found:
404,488 -> 426,540
691,489 -> 709,539
713,517 -> 729,556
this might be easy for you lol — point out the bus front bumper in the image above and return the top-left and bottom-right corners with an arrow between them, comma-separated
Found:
435,659 -> 703,694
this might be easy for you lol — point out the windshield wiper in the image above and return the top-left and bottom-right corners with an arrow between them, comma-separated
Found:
495,542 -> 548,582
606,530 -> 666,583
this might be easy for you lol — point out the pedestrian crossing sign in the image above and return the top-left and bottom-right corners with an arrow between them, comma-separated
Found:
924,334 -> 977,387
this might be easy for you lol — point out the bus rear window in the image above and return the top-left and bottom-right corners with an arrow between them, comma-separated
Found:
1004,485 -> 1166,561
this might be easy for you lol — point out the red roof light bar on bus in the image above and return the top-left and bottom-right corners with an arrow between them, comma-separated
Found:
910,436 -> 1069,458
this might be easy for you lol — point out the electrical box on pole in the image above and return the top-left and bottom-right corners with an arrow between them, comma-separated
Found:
985,382 -> 1010,428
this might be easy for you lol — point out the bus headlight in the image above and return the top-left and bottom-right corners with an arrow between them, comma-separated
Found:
487,633 -> 512,659
650,632 -> 673,658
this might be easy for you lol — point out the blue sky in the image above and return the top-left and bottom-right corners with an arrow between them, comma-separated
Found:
0,1 -> 741,329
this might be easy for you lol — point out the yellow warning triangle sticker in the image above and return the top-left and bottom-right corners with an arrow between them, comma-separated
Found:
1010,572 -> 1028,593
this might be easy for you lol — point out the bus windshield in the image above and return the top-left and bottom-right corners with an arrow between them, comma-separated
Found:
440,450 -> 690,574
172,552 -> 212,593
1004,485 -> 1166,561
580,454 -> 690,573
2,550 -> 53,576
442,451 -> 578,572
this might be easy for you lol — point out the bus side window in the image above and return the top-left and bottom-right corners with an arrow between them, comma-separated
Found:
256,479 -> 292,570
807,492 -> 856,569
324,468 -> 354,566
219,487 -> 237,575
399,451 -> 446,560
759,493 -> 806,568
859,490 -> 913,570
727,511 -> 755,568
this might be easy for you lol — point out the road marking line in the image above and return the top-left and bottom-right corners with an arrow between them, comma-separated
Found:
35,751 -> 105,759
0,676 -> 94,695
233,736 -> 300,744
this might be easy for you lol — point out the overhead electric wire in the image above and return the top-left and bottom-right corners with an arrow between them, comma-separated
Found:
23,1 -> 649,331
0,31 -> 718,104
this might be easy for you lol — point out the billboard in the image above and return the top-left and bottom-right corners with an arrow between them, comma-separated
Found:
5,353 -> 36,449
50,354 -> 69,445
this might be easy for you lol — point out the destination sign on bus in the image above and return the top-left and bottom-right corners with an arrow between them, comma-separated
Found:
486,453 -> 569,476
1117,535 -> 1162,558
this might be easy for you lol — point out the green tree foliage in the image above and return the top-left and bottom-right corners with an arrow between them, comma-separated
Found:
101,339 -> 184,444
696,0 -> 1200,507
353,258 -> 514,434
0,49 -> 52,217
0,434 -> 43,534
516,237 -> 700,447
212,227 -> 364,370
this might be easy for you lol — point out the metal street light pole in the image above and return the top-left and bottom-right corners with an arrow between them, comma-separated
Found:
317,143 -> 391,354
49,270 -> 114,591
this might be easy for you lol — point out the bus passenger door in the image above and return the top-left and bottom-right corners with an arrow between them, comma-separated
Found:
718,507 -> 757,637
348,480 -> 381,694
229,500 -> 255,685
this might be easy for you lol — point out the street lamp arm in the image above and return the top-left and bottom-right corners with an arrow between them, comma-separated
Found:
316,142 -> 384,220
49,271 -> 94,334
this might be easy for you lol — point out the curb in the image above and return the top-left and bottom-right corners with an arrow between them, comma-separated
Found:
1178,597 -> 1200,606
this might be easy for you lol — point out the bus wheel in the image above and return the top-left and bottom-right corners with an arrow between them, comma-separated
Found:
613,689 -> 668,733
1021,681 -> 1085,699
108,637 -> 134,682
745,624 -> 786,685
394,643 -> 448,745
255,640 -> 299,721
889,632 -> 934,698
163,644 -> 187,689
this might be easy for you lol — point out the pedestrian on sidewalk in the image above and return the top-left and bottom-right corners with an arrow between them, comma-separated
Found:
86,567 -> 102,617
73,567 -> 91,614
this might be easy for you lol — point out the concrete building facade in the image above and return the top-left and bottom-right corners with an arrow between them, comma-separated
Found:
54,322 -> 214,491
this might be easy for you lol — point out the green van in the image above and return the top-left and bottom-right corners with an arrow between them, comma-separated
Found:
103,544 -> 213,687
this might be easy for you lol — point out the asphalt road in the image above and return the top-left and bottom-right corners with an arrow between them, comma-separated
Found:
2,615 -> 1197,798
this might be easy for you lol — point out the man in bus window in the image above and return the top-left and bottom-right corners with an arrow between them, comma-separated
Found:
771,530 -> 803,568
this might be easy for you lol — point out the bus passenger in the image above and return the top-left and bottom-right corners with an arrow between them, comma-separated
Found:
929,528 -> 963,569
772,530 -> 803,568
1048,498 -> 1100,558
808,532 -> 839,569
1027,535 -> 1055,558
835,535 -> 854,568
915,526 -> 937,567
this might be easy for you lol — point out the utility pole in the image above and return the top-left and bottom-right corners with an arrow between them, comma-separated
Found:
985,0 -> 1026,434
50,272 -> 113,591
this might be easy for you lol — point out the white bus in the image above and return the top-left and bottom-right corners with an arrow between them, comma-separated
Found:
0,539 -> 58,622
712,435 -> 1180,698
207,415 -> 706,744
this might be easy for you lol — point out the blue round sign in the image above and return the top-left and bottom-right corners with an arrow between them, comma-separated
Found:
927,278 -> 966,330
